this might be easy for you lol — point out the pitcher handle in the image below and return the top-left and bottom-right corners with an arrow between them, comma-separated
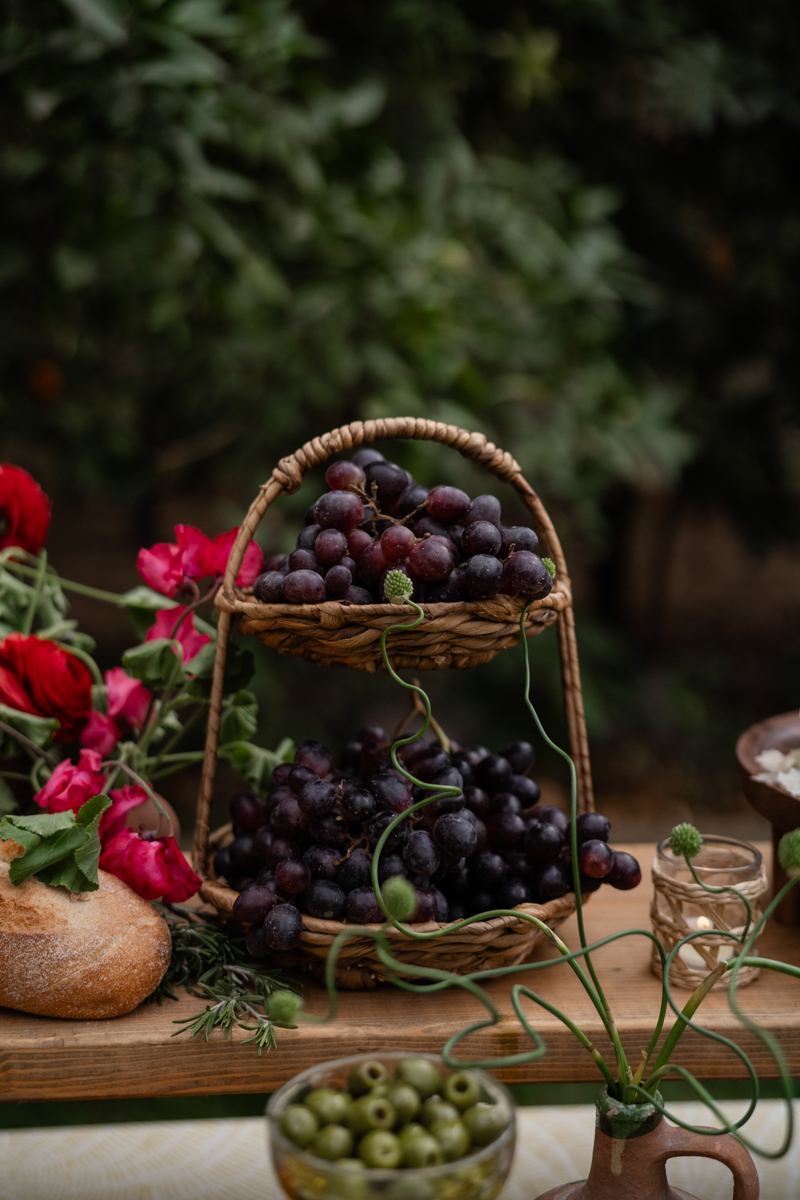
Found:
656,1121 -> 759,1200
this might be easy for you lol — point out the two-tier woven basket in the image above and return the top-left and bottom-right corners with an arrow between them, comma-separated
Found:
193,418 -> 595,988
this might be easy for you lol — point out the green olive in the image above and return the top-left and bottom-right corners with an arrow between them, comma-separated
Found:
348,1060 -> 388,1096
385,1082 -> 420,1125
442,1071 -> 481,1111
311,1123 -> 355,1162
279,1103 -> 319,1148
385,1178 -> 435,1200
323,1160 -> 368,1200
393,1057 -> 441,1100
347,1093 -> 396,1134
400,1133 -> 444,1168
358,1129 -> 402,1169
369,1083 -> 389,1099
462,1102 -> 510,1146
430,1118 -> 471,1161
305,1087 -> 352,1126
397,1123 -> 427,1148
420,1096 -> 460,1128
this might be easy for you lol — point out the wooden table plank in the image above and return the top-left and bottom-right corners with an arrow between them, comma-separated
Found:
3,843 -> 800,1101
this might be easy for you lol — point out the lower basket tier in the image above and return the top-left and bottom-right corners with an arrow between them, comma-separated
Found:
216,580 -> 571,672
199,877 -> 583,990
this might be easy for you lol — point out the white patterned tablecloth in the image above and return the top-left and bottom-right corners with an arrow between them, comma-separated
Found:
1,1102 -> 798,1200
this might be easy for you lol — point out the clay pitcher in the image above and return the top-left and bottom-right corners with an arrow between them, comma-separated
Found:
535,1088 -> 759,1200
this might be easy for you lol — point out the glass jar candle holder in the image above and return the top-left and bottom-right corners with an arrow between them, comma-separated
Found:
650,834 -> 769,991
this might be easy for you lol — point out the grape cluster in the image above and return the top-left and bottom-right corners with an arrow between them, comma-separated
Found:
251,447 -> 553,606
215,729 -> 641,954
277,1057 -> 508,1171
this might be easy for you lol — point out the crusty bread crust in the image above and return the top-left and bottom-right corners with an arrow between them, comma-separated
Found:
0,838 -> 171,1019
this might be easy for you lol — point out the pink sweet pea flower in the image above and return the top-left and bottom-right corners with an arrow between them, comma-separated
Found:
34,748 -> 107,814
145,606 -> 211,664
106,667 -> 151,731
80,711 -> 120,757
99,827 -> 201,902
199,527 -> 264,589
137,524 -> 263,597
99,784 -> 153,845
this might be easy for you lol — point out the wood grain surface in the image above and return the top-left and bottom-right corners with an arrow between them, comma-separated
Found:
2,843 -> 799,1102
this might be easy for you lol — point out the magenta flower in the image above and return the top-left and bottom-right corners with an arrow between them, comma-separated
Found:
35,748 -> 107,814
137,524 -> 263,598
145,606 -> 211,664
99,827 -> 201,902
106,667 -> 151,731
199,527 -> 264,589
98,784 -> 154,845
79,710 -> 120,757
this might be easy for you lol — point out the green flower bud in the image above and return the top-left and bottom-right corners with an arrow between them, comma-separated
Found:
542,557 -> 556,579
383,570 -> 414,602
779,829 -> 800,878
268,989 -> 303,1026
669,823 -> 703,860
382,875 -> 417,922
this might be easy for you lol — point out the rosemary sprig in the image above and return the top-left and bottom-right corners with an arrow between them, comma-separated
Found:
148,902 -> 300,1055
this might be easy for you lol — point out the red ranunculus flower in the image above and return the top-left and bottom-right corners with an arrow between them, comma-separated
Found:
0,464 -> 51,556
0,634 -> 93,743
137,524 -> 263,597
146,606 -> 211,663
99,827 -> 201,902
34,747 -> 107,814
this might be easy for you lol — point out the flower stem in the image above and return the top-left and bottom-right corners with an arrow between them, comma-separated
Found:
21,550 -> 48,636
0,719 -> 58,766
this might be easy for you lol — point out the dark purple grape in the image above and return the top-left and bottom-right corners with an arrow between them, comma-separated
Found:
524,820 -> 564,861
213,846 -> 233,880
486,811 -> 525,851
430,766 -> 464,791
449,752 -> 474,786
577,871 -> 604,894
297,524 -> 322,551
501,741 -> 535,775
578,839 -> 614,878
271,763 -> 293,787
303,504 -> 317,525
369,774 -> 412,814
298,778 -> 339,817
252,571 -> 287,603
473,817 -> 487,855
413,516 -> 452,543
357,542 -> 390,587
432,813 -> 477,857
376,853 -> 408,883
363,461 -> 408,512
426,486 -> 470,523
476,754 -> 512,793
532,862 -> 570,902
326,461 -> 366,492
573,812 -> 612,844
245,922 -> 269,957
412,747 -> 451,782
228,834 -> 260,875
343,586 -> 375,604
503,551 -> 552,600
264,902 -> 303,950
265,785 -> 294,815
253,826 -> 274,864
463,786 -> 490,821
337,848 -> 373,893
504,852 -> 533,882
346,886 -> 382,923
412,888 -> 436,922
231,876 -> 255,892
368,811 -> 409,853
498,879 -> 532,908
309,811 -> 347,846
288,764 -> 318,796
431,887 -> 449,922
269,796 -> 310,839
282,569 -> 326,604
339,555 -> 357,579
263,553 -> 290,574
473,851 -> 508,888
461,521 -> 502,559
359,725 -> 387,744
255,869 -> 278,889
465,495 -> 502,526
403,830 -> 440,878
488,792 -> 522,816
276,858 -> 312,895
409,538 -> 455,582
444,865 -> 471,897
500,526 -> 539,557
341,742 -> 362,772
448,902 -> 465,921
464,554 -> 504,598
233,884 -> 278,923
508,775 -> 541,806
314,491 -> 364,531
302,844 -> 340,880
422,791 -> 465,822
352,448 -> 385,469
397,483 -> 429,516
295,740 -> 335,779
288,548 -> 325,575
347,528 -> 374,560
341,786 -> 377,823
536,805 -> 569,834
605,851 -> 642,891
315,528 -> 348,564
229,792 -> 267,832
380,525 -> 416,561
265,837 -> 300,870
465,890 -> 494,917
304,878 -> 347,920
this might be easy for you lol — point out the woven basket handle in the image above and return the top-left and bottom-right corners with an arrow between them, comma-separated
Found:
193,417 -> 594,871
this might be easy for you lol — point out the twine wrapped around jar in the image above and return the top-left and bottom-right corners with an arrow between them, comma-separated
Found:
650,835 -> 769,991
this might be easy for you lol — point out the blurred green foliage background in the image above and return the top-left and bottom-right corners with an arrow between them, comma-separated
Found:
3,0 -> 800,832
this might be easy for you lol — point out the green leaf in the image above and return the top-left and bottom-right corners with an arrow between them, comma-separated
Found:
122,586 -> 179,611
0,820 -> 40,854
0,703 -> 60,749
3,810 -> 75,835
219,690 -> 258,743
76,792 -> 112,828
60,0 -> 127,45
2,799 -> 109,891
37,856 -> 97,893
74,795 -> 112,888
0,777 -> 18,816
218,737 -> 294,796
8,823 -> 87,886
185,640 -> 254,698
123,639 -> 185,688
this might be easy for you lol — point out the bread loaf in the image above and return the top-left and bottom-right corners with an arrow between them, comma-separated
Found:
0,838 -> 171,1019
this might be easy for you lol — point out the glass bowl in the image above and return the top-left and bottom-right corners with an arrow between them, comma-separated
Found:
266,1051 -> 516,1200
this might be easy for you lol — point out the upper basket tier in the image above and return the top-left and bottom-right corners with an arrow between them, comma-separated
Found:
214,417 -> 572,674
